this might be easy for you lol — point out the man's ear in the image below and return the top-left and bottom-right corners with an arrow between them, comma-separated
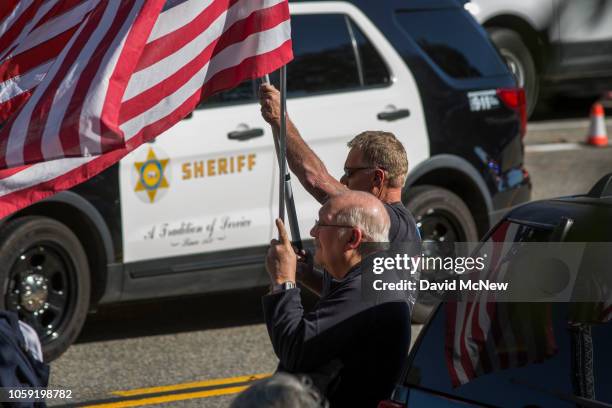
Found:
373,168 -> 385,188
345,227 -> 363,250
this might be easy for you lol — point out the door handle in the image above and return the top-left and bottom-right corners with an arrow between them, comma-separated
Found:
227,128 -> 264,141
377,109 -> 410,121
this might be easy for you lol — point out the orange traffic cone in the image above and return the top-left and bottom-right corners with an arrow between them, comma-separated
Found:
586,102 -> 608,147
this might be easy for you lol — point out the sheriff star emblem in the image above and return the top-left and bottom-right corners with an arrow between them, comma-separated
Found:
134,148 -> 169,203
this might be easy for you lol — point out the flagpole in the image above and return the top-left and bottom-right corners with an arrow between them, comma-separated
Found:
278,67 -> 287,225
265,70 -> 303,249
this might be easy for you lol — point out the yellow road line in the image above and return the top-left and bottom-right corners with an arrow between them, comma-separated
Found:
85,385 -> 249,408
113,373 -> 270,397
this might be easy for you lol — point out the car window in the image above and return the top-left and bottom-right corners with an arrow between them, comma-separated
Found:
405,221 -> 612,407
196,79 -> 256,109
286,14 -> 360,95
394,9 -> 508,79
198,13 -> 390,106
349,19 -> 390,86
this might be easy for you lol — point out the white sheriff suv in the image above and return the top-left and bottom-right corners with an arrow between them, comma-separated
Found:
0,0 -> 530,360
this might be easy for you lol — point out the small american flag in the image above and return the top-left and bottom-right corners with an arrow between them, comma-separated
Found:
445,222 -> 558,387
0,0 -> 292,218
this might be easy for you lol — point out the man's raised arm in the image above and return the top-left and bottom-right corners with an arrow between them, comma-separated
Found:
259,84 -> 347,204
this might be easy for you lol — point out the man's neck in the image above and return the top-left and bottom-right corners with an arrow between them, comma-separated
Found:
328,257 -> 362,280
381,188 -> 402,204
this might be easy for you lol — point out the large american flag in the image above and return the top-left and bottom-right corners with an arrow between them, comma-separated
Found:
445,222 -> 558,387
0,0 -> 292,218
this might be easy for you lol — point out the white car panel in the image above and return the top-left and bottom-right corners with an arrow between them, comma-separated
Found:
120,103 -> 275,263
468,0 -> 556,39
556,0 -> 612,43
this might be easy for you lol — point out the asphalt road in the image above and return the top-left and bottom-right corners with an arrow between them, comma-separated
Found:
525,118 -> 612,201
46,113 -> 612,408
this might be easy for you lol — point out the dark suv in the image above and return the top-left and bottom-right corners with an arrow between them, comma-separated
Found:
380,173 -> 612,407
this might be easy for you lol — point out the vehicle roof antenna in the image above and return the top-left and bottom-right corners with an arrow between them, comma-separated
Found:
587,172 -> 612,198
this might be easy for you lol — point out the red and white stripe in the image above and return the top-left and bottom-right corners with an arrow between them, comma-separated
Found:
0,0 -> 98,121
445,222 -> 557,387
0,0 -> 292,219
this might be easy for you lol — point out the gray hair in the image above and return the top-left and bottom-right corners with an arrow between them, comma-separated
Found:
335,206 -> 390,243
230,373 -> 326,408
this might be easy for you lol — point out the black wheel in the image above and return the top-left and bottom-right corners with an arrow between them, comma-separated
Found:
0,216 -> 90,361
404,185 -> 478,323
489,27 -> 538,118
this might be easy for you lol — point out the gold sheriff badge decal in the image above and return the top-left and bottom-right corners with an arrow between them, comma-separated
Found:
134,148 -> 169,203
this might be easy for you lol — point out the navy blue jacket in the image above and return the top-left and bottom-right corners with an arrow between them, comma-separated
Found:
0,312 -> 49,408
262,263 -> 411,407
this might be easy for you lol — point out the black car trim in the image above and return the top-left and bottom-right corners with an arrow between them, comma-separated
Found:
504,218 -> 556,230
552,197 -> 612,209
38,191 -> 115,263
392,0 -> 464,11
125,246 -> 270,279
405,383 -> 497,408
120,248 -> 271,302
97,262 -> 124,305
136,254 -> 265,278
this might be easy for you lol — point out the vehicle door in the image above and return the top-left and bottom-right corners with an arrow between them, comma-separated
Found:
119,80 -> 275,264
556,0 -> 612,81
273,2 -> 430,238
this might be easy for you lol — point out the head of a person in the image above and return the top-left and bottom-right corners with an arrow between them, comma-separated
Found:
340,131 -> 408,198
310,191 -> 390,278
230,373 -> 325,408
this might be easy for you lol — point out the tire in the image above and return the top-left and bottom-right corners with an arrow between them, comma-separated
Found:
0,216 -> 90,361
404,185 -> 478,323
489,28 -> 538,118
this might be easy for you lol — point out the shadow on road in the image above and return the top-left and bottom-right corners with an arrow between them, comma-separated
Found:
530,95 -> 600,122
76,286 -> 319,344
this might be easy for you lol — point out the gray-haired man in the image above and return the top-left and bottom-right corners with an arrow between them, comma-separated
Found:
230,373 -> 325,408
263,191 -> 411,407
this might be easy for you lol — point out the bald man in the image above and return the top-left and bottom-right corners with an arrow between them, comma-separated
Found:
263,192 -> 412,407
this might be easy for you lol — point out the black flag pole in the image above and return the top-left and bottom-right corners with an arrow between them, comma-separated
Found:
264,69 -> 303,249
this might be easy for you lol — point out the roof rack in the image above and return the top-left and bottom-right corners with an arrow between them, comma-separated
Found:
587,173 -> 612,198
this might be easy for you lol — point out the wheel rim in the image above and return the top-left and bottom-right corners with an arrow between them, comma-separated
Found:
415,208 -> 466,306
415,207 -> 465,244
5,243 -> 77,344
500,49 -> 525,89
